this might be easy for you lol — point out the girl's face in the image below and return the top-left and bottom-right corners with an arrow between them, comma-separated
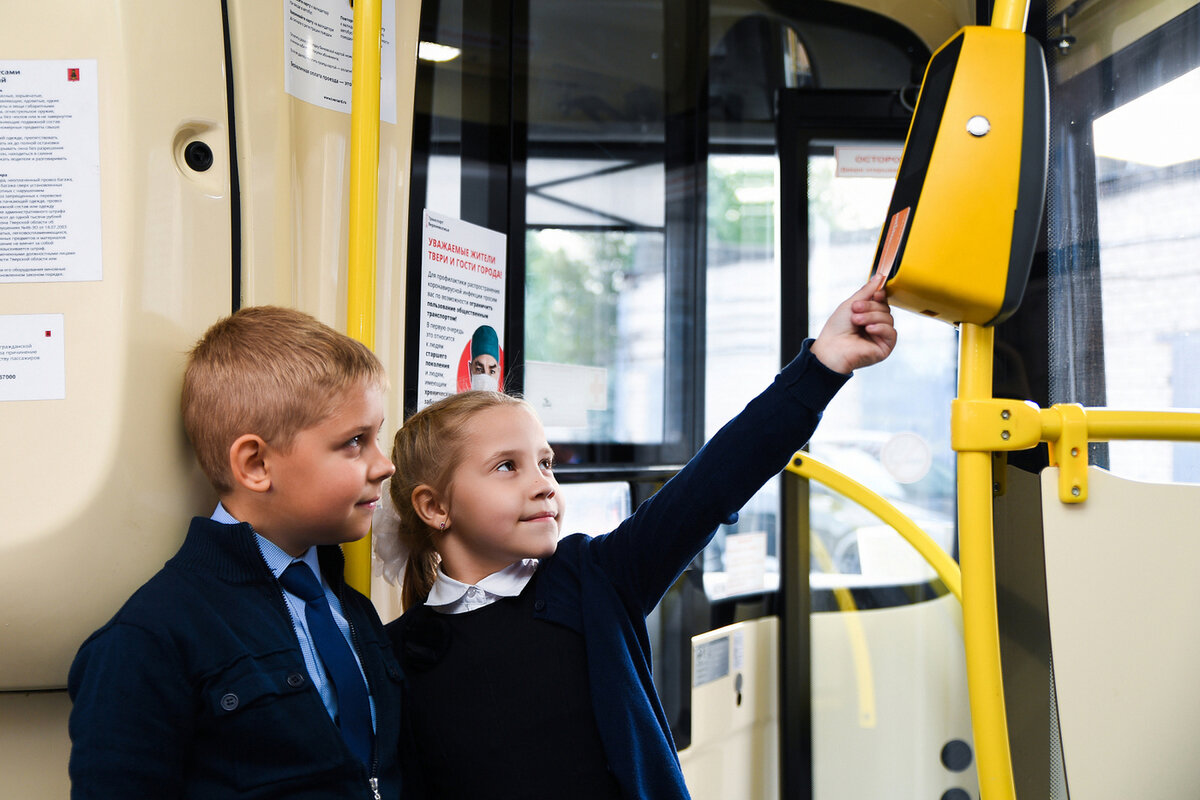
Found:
435,404 -> 563,584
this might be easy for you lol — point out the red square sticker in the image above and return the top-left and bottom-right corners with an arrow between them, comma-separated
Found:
67,68 -> 80,82
45,330 -> 52,337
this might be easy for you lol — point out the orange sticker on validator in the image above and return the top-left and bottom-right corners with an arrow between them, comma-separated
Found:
875,206 -> 910,280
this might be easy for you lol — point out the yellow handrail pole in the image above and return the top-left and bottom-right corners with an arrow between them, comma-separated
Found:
990,0 -> 1030,33
344,0 -> 384,594
957,323 -> 1016,800
787,453 -> 962,602
1082,409 -> 1200,442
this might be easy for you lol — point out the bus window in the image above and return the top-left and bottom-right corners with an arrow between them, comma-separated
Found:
701,154 -> 783,599
1049,3 -> 1200,485
554,481 -> 633,538
805,149 -> 958,588
1092,65 -> 1200,483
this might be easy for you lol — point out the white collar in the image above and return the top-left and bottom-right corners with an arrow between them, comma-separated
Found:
426,559 -> 539,614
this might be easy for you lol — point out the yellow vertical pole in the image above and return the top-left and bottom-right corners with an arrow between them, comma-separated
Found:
344,0 -> 383,595
957,322 -> 1016,800
990,0 -> 1030,33
958,4 -> 1027,797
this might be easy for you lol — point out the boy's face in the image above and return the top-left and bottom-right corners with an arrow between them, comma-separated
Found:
439,404 -> 563,582
261,381 -> 394,556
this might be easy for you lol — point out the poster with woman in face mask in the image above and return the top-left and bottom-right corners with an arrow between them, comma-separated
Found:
417,210 -> 506,409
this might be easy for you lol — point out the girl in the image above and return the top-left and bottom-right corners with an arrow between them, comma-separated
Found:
376,274 -> 895,799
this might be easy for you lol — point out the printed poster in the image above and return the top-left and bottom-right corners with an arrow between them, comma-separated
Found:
284,0 -> 398,123
418,210 -> 506,409
0,60 -> 102,283
0,314 -> 65,402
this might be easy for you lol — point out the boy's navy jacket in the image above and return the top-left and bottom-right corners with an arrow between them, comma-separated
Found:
392,343 -> 848,800
68,517 -> 407,800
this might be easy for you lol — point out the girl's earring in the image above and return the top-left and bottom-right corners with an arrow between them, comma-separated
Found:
438,519 -> 447,532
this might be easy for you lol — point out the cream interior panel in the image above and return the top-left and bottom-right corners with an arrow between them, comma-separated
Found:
679,617 -> 780,800
0,691 -> 72,798
811,594 -> 977,799
837,0 -> 974,50
226,0 -> 416,360
1042,466 -> 1200,798
0,0 -> 231,690
224,1 -> 418,616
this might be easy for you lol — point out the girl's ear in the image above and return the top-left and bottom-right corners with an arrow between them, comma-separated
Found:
411,484 -> 448,529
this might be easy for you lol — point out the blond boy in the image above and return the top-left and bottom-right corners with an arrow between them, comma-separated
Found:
68,307 -> 405,799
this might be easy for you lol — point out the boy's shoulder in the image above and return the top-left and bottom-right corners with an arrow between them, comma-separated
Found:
79,516 -> 272,644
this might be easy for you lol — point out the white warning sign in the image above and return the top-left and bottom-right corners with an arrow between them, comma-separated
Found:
0,60 -> 102,283
284,0 -> 397,124
0,314 -> 65,402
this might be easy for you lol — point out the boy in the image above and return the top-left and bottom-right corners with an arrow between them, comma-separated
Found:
68,306 -> 405,799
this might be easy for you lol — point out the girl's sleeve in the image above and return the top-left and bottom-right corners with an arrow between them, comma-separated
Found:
589,342 -> 849,615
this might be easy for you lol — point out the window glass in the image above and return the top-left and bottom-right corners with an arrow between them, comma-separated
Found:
555,481 -> 632,538
521,1 -> 676,455
701,154 -> 783,599
806,151 -> 958,587
525,227 -> 665,444
1092,66 -> 1200,483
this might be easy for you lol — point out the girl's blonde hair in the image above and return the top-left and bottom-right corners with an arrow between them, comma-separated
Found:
378,390 -> 531,610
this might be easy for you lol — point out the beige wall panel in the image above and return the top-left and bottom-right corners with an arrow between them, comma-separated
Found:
839,0 -> 974,49
811,594 -> 977,799
0,691 -> 72,799
1043,466 -> 1200,798
0,0 -> 231,691
0,5 -> 420,795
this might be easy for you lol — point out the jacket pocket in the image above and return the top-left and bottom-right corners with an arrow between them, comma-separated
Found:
200,651 -> 346,792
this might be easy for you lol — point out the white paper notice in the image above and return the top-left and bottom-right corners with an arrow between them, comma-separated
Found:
524,360 -> 608,428
284,0 -> 397,124
724,531 -> 768,597
418,210 -> 507,409
0,314 -> 65,402
0,60 -> 102,283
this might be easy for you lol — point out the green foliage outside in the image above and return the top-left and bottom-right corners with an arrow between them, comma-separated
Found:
524,230 -> 634,367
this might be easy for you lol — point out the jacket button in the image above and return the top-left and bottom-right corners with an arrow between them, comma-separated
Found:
287,672 -> 306,688
219,693 -> 239,711
533,599 -> 545,611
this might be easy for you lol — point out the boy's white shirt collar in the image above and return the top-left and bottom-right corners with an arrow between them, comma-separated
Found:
426,559 -> 539,614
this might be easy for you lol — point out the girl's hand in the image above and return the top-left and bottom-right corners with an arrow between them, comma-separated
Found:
809,272 -> 897,374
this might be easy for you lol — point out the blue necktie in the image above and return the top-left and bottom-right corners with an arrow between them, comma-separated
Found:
279,562 -> 373,765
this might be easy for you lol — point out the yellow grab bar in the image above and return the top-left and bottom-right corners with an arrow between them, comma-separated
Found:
343,0 -> 384,595
954,399 -> 1200,503
786,452 -> 962,602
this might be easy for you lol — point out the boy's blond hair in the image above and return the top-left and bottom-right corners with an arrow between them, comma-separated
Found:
182,305 -> 387,495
